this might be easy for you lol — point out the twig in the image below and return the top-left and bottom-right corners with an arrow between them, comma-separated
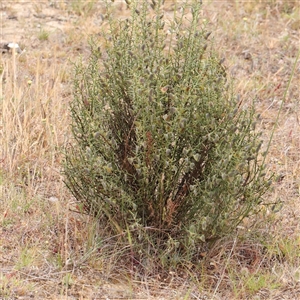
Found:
212,236 -> 237,299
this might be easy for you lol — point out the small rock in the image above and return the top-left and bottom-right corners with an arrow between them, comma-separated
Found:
49,196 -> 59,202
0,42 -> 22,53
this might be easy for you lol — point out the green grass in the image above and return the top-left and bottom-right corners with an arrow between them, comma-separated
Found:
38,29 -> 50,41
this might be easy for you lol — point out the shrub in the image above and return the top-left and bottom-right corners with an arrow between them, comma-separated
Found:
64,0 -> 273,270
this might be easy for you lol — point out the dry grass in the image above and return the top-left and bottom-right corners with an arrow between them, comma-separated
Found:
0,1 -> 299,299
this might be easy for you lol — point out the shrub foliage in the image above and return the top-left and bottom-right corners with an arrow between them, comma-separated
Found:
64,0 -> 272,268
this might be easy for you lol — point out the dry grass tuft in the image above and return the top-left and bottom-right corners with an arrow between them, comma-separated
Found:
0,1 -> 299,299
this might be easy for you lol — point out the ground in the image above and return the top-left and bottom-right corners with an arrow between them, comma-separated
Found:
0,1 -> 299,299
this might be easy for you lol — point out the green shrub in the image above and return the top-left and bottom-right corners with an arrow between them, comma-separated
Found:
64,0 -> 273,270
